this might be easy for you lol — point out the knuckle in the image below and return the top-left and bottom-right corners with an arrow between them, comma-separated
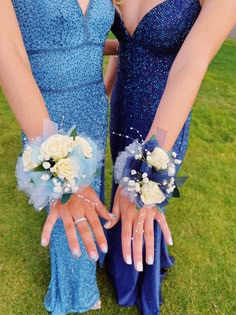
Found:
122,244 -> 131,254
64,222 -> 74,232
133,234 -> 143,243
122,230 -> 131,239
96,235 -> 106,245
90,220 -> 101,230
133,251 -> 142,261
85,240 -> 96,250
144,229 -> 154,239
42,227 -> 50,236
77,224 -> 88,234
145,240 -> 154,251
98,205 -> 106,215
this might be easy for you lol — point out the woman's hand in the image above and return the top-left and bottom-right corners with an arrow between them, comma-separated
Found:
106,186 -> 173,271
41,186 -> 115,261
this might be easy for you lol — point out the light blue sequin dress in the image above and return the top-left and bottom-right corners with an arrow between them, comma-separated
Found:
12,1 -> 114,314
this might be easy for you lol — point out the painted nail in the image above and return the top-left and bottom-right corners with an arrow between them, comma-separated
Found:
168,237 -> 173,246
90,251 -> 99,262
73,248 -> 81,258
147,255 -> 154,265
136,261 -> 143,272
126,255 -> 132,265
100,244 -> 108,253
104,221 -> 111,229
109,213 -> 117,219
41,239 -> 47,247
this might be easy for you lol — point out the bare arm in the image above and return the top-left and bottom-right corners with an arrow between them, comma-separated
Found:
104,55 -> 119,96
147,0 -> 236,150
108,0 -> 236,271
0,0 -> 49,139
103,38 -> 119,55
0,1 -> 115,257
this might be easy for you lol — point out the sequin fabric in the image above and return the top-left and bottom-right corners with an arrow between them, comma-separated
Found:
12,0 -> 114,314
108,1 -> 201,315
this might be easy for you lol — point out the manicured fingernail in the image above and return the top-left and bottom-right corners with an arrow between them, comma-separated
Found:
73,248 -> 81,258
90,251 -> 99,262
109,213 -> 117,219
147,255 -> 154,265
104,221 -> 111,229
136,261 -> 143,272
41,239 -> 47,247
168,237 -> 173,246
100,244 -> 108,253
126,255 -> 132,265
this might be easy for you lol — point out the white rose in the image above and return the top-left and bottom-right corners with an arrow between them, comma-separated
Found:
40,135 -> 73,161
140,181 -> 166,205
22,145 -> 36,170
52,158 -> 78,181
147,148 -> 170,170
74,136 -> 93,158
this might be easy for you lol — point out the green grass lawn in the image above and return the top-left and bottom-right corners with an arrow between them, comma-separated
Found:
0,40 -> 235,315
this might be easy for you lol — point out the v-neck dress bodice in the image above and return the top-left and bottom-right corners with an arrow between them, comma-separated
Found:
12,1 -> 114,314
12,0 -> 113,93
108,1 -> 201,315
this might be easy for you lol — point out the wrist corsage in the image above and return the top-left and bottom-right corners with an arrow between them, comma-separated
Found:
16,120 -> 101,211
114,135 -> 186,212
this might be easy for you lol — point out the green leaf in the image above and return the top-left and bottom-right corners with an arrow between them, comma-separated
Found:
175,176 -> 188,187
150,135 -> 156,141
172,186 -> 180,198
136,204 -> 141,211
33,164 -> 45,172
69,128 -> 77,139
61,193 -> 72,204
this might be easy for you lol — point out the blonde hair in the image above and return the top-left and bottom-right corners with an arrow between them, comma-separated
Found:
113,0 -> 123,6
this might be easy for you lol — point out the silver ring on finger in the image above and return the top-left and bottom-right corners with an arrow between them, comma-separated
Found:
74,217 -> 87,226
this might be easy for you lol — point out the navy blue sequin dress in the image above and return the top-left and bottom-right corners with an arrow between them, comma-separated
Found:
12,0 -> 114,314
108,1 -> 201,314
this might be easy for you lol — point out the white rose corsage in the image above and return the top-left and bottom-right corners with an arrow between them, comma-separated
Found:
114,135 -> 186,211
16,120 -> 101,211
